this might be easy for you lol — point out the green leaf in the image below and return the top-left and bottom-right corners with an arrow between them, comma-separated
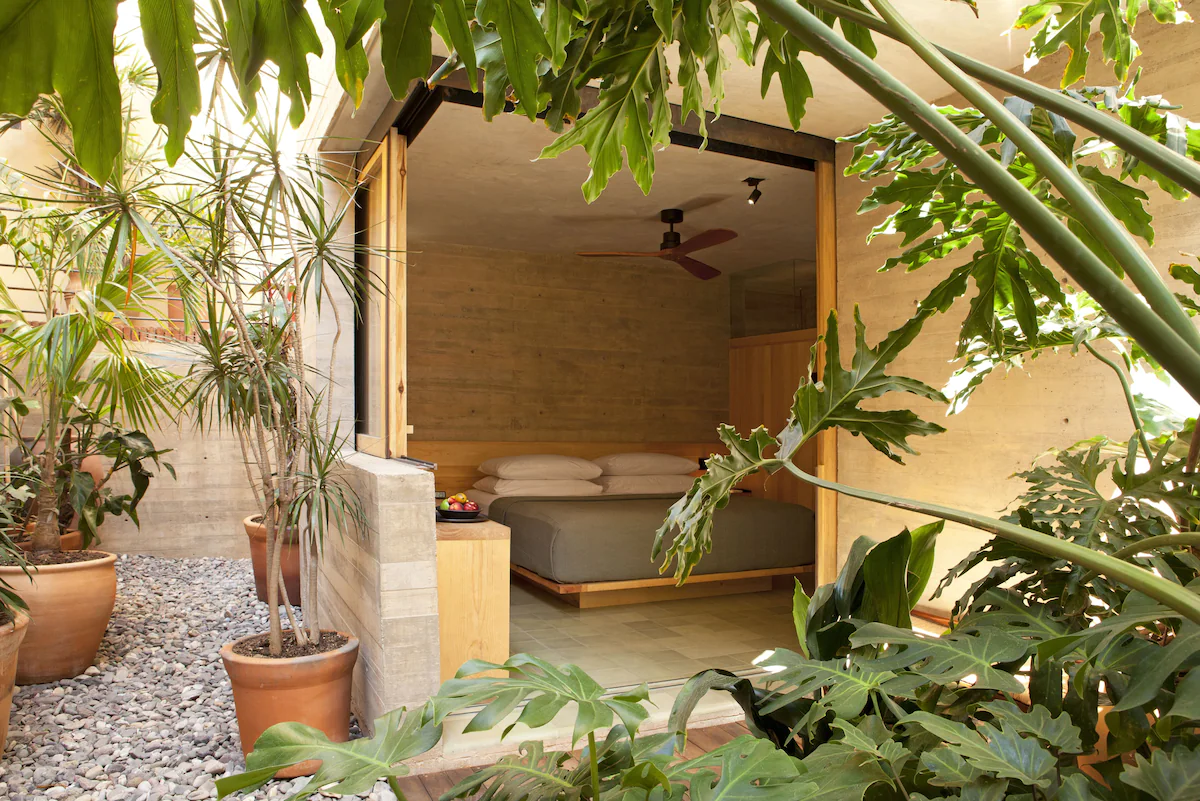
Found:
758,649 -> 907,722
540,21 -> 668,200
1120,745 -> 1200,801
1013,0 -> 1176,87
792,579 -> 812,656
1113,622 -> 1200,712
860,528 -> 914,629
689,736 -> 808,801
475,0 -> 551,119
222,0 -> 324,127
442,740 -> 578,801
138,0 -> 202,164
429,654 -> 648,745
379,0 -> 437,102
433,0 -> 477,88
319,0 -> 375,106
899,711 -> 1057,788
655,307 -> 945,582
1164,668 -> 1200,720
757,15 -> 813,130
215,706 -> 441,800
851,623 -> 1029,694
977,700 -> 1084,753
921,748 -> 986,787
0,0 -> 122,183
795,740 -> 894,801
906,521 -> 942,607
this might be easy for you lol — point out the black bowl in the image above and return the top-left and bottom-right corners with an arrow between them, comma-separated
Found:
437,507 -> 481,521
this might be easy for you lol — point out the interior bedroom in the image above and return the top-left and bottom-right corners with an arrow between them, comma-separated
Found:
386,97 -> 827,691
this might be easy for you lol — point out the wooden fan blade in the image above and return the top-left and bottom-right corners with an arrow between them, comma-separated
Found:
576,250 -> 665,258
668,255 -> 722,280
672,228 -> 738,256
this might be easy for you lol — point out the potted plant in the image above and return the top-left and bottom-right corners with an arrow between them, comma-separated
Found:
0,386 -> 31,749
0,114 -> 180,683
169,110 -> 371,771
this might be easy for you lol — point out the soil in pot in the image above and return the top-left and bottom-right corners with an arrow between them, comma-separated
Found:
0,551 -> 117,684
0,610 -> 30,749
221,630 -> 359,778
243,516 -> 303,606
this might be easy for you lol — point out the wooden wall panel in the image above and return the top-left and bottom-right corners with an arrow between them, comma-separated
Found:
728,330 -> 819,510
405,241 -> 730,444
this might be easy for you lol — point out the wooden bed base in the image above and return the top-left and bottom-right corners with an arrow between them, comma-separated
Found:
511,564 -> 815,608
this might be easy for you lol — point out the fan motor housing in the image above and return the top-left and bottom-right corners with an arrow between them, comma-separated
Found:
660,208 -> 684,225
661,231 -> 681,250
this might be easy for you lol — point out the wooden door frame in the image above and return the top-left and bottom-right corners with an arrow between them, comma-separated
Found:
354,129 -> 409,459
385,85 -> 839,581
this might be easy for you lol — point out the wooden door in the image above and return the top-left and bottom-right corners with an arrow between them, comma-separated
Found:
728,329 -> 820,510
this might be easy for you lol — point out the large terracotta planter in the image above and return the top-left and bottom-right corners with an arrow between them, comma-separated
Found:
220,632 -> 359,778
0,552 -> 117,684
244,516 -> 303,607
0,611 -> 30,748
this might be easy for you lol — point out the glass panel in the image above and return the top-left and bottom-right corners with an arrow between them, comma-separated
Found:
730,258 -> 818,338
356,158 -> 387,439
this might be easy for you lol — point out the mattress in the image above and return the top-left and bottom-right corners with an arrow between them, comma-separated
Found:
487,494 -> 816,584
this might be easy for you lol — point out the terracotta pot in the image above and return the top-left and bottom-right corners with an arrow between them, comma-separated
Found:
220,632 -> 359,778
16,530 -> 83,552
0,611 -> 30,749
0,552 -> 117,684
244,516 -> 303,607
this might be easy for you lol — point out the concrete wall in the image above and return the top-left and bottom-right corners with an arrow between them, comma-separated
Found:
834,20 -> 1200,613
317,453 -> 441,732
406,240 -> 731,442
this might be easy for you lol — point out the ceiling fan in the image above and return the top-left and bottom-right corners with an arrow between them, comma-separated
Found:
575,209 -> 737,280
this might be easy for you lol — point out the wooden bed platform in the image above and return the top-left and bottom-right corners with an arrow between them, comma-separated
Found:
511,563 -> 814,608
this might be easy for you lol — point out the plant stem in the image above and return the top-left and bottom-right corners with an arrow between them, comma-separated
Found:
1083,341 -> 1152,459
388,776 -> 408,801
804,0 -> 1200,198
587,730 -> 601,801
779,462 -> 1200,624
750,0 -> 1200,404
866,0 -> 1200,358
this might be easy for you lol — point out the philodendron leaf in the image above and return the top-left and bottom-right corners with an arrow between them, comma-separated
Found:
1120,745 -> 1200,801
224,0 -> 324,127
757,649 -> 908,722
379,0 -> 437,102
0,0 -> 122,183
442,740 -> 579,801
655,307 -> 945,582
1013,0 -> 1188,87
214,706 -> 441,800
475,0 -> 551,119
900,712 -> 1057,788
851,623 -> 1029,694
793,579 -> 812,656
795,739 -> 894,801
429,653 -> 649,745
978,700 -> 1084,753
319,0 -> 375,106
687,736 -> 809,801
1113,622 -> 1200,712
138,0 -> 202,164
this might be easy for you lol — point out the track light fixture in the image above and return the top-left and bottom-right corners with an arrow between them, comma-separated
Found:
744,177 -> 764,205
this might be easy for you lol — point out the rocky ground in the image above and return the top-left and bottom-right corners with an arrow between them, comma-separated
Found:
3,555 -> 390,801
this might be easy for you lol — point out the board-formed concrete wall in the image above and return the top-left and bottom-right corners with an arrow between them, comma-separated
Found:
833,20 -> 1200,613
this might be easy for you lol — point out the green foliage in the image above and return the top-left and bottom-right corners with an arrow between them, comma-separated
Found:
655,308 -> 946,582
214,706 -> 442,800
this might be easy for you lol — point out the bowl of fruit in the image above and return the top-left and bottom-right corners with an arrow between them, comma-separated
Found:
437,493 -> 481,520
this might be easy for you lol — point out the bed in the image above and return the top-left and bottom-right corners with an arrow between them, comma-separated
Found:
476,492 -> 816,607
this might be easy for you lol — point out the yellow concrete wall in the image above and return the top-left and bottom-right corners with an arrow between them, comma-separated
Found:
833,20 -> 1200,613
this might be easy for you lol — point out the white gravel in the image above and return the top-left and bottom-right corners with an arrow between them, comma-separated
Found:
3,555 -> 390,801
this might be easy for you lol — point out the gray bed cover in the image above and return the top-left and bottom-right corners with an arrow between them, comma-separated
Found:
488,493 -> 815,584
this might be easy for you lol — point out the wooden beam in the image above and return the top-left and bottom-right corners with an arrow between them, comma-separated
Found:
386,132 -> 409,457
511,563 -> 813,594
814,160 -> 839,586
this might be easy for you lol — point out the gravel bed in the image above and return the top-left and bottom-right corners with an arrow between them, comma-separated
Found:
3,555 -> 389,801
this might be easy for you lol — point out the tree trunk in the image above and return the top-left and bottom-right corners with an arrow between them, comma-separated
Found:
31,393 -> 61,553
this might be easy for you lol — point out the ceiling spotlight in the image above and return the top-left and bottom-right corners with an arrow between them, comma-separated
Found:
744,177 -> 764,205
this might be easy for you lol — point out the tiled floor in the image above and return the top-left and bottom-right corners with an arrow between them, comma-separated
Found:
509,580 -> 801,688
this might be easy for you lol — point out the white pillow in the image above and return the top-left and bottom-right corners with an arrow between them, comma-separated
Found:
594,475 -> 697,495
592,452 -> 699,476
473,476 -> 604,497
478,454 -> 602,480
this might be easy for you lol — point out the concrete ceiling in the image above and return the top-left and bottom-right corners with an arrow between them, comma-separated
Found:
407,101 -> 817,271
